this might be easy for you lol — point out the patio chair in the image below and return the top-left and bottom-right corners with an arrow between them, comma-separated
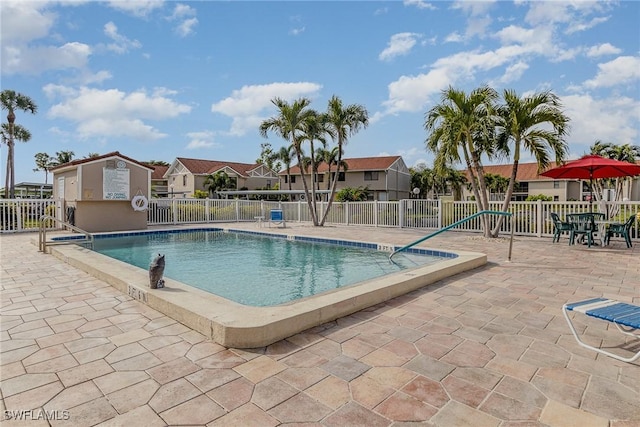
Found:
567,213 -> 596,247
563,298 -> 640,363
269,209 -> 286,228
550,213 -> 572,243
604,214 -> 636,248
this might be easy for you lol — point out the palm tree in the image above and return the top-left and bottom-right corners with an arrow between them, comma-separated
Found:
1,90 -> 38,198
425,86 -> 498,236
493,89 -> 569,236
260,97 -> 320,225
277,145 -> 295,200
590,141 -> 640,216
52,150 -> 75,166
321,95 -> 369,226
33,152 -> 53,185
299,112 -> 330,207
204,171 -> 233,198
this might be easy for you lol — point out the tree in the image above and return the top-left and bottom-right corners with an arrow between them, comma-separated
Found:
299,112 -> 330,210
277,145 -> 295,199
33,152 -> 53,185
51,150 -> 75,166
425,86 -> 498,236
1,90 -> 38,198
260,97 -> 320,224
204,171 -> 234,198
321,95 -> 369,226
256,142 -> 281,173
145,160 -> 170,166
492,89 -> 569,236
84,153 -> 100,159
590,141 -> 640,217
336,186 -> 369,202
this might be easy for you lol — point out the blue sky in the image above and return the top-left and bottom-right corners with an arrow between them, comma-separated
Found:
2,0 -> 639,185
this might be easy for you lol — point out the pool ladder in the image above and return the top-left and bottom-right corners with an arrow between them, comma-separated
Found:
38,215 -> 94,252
389,210 -> 515,262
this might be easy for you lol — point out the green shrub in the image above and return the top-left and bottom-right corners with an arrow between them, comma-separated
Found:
525,194 -> 553,201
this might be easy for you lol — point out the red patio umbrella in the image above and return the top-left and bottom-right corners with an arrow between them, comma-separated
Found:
540,154 -> 640,210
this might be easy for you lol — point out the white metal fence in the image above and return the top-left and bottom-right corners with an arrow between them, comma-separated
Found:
0,199 -> 62,233
2,198 -> 639,242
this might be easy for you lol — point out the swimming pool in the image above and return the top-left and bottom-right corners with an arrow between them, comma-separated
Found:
90,229 -> 449,306
48,226 -> 487,348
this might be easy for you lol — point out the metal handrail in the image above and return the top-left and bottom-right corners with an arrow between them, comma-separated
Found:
38,215 -> 94,252
389,210 -> 515,262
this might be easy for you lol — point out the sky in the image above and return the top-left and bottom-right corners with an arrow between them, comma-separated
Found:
1,0 -> 639,185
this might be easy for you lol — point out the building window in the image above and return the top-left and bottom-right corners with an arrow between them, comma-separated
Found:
554,196 -> 559,201
182,175 -> 187,186
553,181 -> 560,189
291,176 -> 296,183
338,172 -> 345,181
364,171 -> 379,181
266,180 -> 271,189
316,174 -> 324,183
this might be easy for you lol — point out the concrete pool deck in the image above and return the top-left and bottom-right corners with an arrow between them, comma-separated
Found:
1,223 -> 639,426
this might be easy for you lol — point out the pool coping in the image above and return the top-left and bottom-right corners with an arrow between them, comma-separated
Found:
46,227 -> 487,348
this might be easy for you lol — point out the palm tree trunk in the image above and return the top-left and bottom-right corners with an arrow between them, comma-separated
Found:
320,141 -> 343,226
295,150 -> 318,225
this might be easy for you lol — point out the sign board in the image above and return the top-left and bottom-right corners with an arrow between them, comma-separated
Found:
103,168 -> 130,200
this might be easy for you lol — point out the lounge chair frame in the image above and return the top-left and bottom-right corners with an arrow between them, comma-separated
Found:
563,298 -> 640,363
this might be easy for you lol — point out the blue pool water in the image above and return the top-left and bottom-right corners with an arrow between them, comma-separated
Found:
89,229 -> 449,307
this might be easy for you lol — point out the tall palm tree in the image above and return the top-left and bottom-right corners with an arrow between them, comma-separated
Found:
1,90 -> 38,198
33,152 -> 53,185
299,112 -> 329,207
493,89 -> 569,236
260,97 -> 320,225
1,123 -> 32,196
425,86 -> 498,236
321,95 -> 369,226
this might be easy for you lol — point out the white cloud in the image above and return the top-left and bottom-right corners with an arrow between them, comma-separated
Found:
379,33 -> 422,62
106,0 -> 163,18
0,0 -> 56,44
586,43 -> 621,58
499,61 -> 529,84
566,16 -> 610,35
175,18 -> 198,37
403,0 -> 436,11
46,86 -> 191,141
562,94 -> 640,155
185,131 -> 219,150
211,82 -> 322,136
103,22 -> 142,54
583,56 -> 640,89
167,3 -> 198,37
2,42 -> 92,75
290,27 -> 306,36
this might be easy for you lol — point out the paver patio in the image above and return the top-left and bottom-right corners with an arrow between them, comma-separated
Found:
1,224 -> 639,426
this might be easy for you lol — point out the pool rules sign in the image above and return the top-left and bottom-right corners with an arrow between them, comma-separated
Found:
103,161 -> 130,200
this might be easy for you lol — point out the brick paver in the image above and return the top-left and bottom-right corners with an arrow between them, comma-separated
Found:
1,224 -> 639,425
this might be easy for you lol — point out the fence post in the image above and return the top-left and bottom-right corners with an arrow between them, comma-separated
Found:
171,199 -> 177,225
15,202 -> 23,232
345,201 -> 349,225
205,199 -> 210,223
374,200 -> 378,227
399,200 -> 404,228
235,200 -> 239,222
437,199 -> 442,230
537,200 -> 543,237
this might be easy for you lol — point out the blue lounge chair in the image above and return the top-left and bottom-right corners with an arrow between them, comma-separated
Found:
269,209 -> 286,228
563,298 -> 640,362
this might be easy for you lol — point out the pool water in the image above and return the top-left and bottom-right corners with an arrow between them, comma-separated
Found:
91,230 -> 446,306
